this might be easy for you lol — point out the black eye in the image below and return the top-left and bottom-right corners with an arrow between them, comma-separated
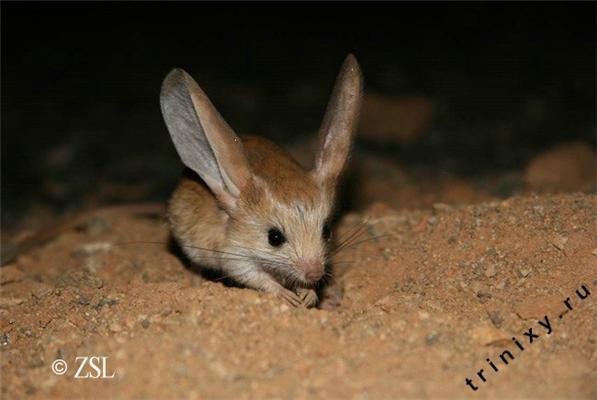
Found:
267,228 -> 286,247
322,224 -> 332,241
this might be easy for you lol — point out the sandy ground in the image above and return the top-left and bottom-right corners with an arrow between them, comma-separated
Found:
2,6 -> 595,398
1,187 -> 595,399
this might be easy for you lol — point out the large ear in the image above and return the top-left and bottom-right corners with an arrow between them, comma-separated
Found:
312,54 -> 363,186
160,69 -> 251,206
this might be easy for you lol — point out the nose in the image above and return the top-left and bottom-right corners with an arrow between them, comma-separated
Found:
299,259 -> 325,283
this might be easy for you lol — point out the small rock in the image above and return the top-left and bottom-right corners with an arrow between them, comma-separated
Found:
551,234 -> 568,251
0,297 -> 25,308
418,311 -> 430,320
1,333 -> 9,346
470,281 -> 483,294
56,270 -> 103,289
77,241 -> 113,256
476,291 -> 492,304
95,297 -> 119,310
532,205 -> 545,216
0,266 -> 26,285
33,288 -> 52,299
141,319 -> 150,329
83,257 -> 103,274
592,248 -> 597,256
279,304 -> 290,312
487,311 -> 504,328
426,331 -> 440,345
518,266 -> 532,278
375,295 -> 398,312
19,327 -> 33,337
80,217 -> 111,236
469,324 -> 507,345
78,296 -> 91,306
108,322 -> 123,333
525,141 -> 596,192
68,314 -> 86,329
484,264 -> 497,278
24,382 -> 37,395
433,203 -> 454,213
27,353 -> 45,368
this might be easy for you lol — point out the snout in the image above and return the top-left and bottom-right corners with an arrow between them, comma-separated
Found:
298,259 -> 325,284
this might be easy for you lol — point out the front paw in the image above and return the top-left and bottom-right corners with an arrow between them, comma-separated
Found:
275,287 -> 303,307
297,288 -> 319,308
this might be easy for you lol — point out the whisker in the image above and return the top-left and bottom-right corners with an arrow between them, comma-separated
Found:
212,267 -> 253,282
331,228 -> 369,255
333,234 -> 393,254
333,219 -> 371,247
333,220 -> 369,251
227,245 -> 296,268
118,241 -> 255,260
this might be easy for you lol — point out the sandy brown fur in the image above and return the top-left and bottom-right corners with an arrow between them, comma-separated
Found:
161,55 -> 361,307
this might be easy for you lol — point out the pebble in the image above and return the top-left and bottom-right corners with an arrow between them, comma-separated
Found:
0,297 -> 25,307
433,203 -> 454,213
69,314 -> 87,329
476,291 -> 492,303
27,353 -> 44,368
19,327 -> 33,337
57,270 -> 103,289
1,333 -> 9,346
0,266 -> 26,285
484,264 -> 497,278
470,281 -> 483,294
426,331 -> 440,345
82,217 -> 111,235
78,241 -> 113,256
109,322 -> 123,333
533,205 -> 545,216
551,234 -> 568,251
518,266 -> 532,277
96,297 -> 119,310
418,311 -> 430,320
487,311 -> 504,328
279,304 -> 290,312
33,288 -> 53,299
469,325 -> 506,345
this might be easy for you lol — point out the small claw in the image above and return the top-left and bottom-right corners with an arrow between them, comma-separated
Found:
277,288 -> 302,307
297,288 -> 319,308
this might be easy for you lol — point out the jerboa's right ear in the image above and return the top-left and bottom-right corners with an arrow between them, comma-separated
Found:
312,54 -> 362,187
160,69 -> 251,207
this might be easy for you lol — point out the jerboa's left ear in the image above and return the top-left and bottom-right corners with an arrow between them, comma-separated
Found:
311,54 -> 363,186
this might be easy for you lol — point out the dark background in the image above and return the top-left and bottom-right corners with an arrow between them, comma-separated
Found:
2,2 -> 595,229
